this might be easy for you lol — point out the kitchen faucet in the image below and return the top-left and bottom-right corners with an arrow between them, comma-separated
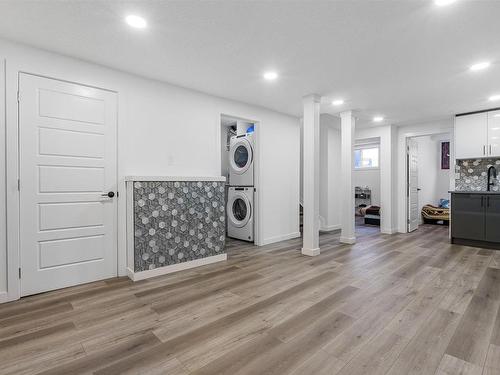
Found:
487,166 -> 497,191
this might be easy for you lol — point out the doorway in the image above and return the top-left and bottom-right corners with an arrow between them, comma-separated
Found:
18,73 -> 118,296
406,133 -> 451,232
354,137 -> 381,235
219,114 -> 261,246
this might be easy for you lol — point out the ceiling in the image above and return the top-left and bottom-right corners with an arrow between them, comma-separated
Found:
0,0 -> 499,127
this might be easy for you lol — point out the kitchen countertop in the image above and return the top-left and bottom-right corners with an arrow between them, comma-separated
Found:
449,190 -> 500,195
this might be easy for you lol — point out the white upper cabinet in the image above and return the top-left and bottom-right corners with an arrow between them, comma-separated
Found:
488,110 -> 500,157
455,112 -> 488,159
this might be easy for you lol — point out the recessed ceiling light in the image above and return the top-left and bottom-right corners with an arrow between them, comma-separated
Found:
263,71 -> 278,81
125,15 -> 147,29
489,95 -> 500,102
470,61 -> 491,71
373,116 -> 384,122
331,99 -> 344,106
435,0 -> 457,6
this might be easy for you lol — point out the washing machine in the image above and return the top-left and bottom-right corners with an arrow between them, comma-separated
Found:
229,133 -> 254,186
227,186 -> 254,242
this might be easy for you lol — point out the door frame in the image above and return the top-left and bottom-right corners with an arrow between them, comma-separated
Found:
0,58 -> 7,303
400,128 -> 454,234
217,113 -> 263,246
406,137 -> 419,232
6,70 -> 119,302
353,137 -> 381,234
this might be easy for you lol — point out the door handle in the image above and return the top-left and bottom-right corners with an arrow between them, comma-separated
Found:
101,191 -> 115,198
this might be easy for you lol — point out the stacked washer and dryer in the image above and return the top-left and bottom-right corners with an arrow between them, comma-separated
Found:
227,131 -> 254,242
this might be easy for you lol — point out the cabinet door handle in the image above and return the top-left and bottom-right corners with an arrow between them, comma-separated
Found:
484,145 -> 486,155
487,196 -> 490,208
481,196 -> 484,207
490,145 -> 492,155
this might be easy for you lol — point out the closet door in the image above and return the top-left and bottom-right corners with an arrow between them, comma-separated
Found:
455,113 -> 487,159
19,73 -> 118,296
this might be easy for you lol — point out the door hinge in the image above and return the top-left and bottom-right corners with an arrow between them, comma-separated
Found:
116,191 -> 119,198
17,90 -> 20,102
17,179 -> 20,191
18,267 -> 21,279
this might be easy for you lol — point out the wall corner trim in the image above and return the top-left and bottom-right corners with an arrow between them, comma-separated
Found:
0,292 -> 8,304
340,236 -> 356,244
261,232 -> 301,246
126,253 -> 227,281
320,224 -> 341,232
381,227 -> 397,235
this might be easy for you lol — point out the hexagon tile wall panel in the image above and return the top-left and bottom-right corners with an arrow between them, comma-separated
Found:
133,181 -> 226,272
455,158 -> 500,192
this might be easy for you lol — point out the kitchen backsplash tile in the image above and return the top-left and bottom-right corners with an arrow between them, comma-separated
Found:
455,158 -> 500,191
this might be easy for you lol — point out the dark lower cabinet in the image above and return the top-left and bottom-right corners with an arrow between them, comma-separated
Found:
451,194 -> 485,241
451,193 -> 500,249
486,195 -> 500,243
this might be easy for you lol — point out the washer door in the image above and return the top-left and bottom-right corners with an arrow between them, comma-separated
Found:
229,138 -> 253,175
227,192 -> 251,228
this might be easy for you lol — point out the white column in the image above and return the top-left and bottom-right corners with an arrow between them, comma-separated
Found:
340,111 -> 356,244
302,94 -> 321,256
379,125 -> 395,234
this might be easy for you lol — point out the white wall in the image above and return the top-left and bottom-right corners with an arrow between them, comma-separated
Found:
317,120 -> 394,232
319,114 -> 341,231
354,168 -> 380,206
353,138 -> 381,206
316,117 -> 453,236
0,59 -> 6,300
0,38 -> 300,301
355,126 -> 397,234
396,119 -> 454,232
414,134 -> 451,223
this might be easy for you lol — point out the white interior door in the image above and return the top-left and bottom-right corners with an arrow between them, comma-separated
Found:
407,138 -> 419,232
19,73 -> 117,296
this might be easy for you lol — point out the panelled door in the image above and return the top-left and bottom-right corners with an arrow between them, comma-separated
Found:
19,73 -> 117,296
407,138 -> 419,232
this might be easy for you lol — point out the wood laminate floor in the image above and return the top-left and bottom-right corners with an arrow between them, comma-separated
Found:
1,224 -> 500,374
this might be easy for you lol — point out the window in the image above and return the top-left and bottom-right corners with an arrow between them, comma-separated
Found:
354,146 -> 379,169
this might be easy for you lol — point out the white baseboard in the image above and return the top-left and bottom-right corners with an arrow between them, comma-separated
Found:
301,247 -> 320,257
261,231 -> 301,246
340,236 -> 356,244
381,227 -> 398,235
0,292 -> 8,304
320,224 -> 341,232
127,253 -> 227,281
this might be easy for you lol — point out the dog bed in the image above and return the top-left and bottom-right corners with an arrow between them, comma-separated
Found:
421,204 -> 449,225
